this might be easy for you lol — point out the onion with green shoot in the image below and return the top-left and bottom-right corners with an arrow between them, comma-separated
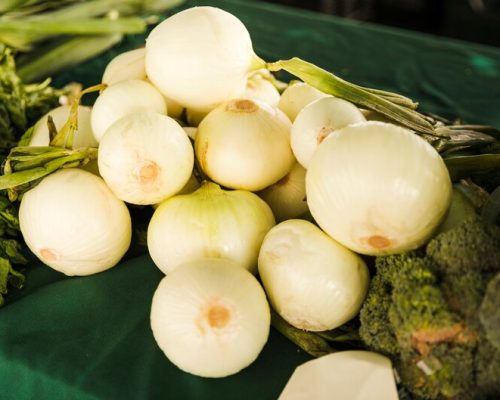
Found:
29,104 -> 98,148
150,258 -> 271,378
195,98 -> 295,191
306,121 -> 453,255
258,219 -> 369,331
98,111 -> 193,205
291,96 -> 366,168
19,168 -> 132,276
145,6 -> 263,111
147,181 -> 275,274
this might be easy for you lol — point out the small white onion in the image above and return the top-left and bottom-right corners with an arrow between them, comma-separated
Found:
150,258 -> 270,378
243,72 -> 280,107
278,82 -> 330,122
98,111 -> 193,205
258,219 -> 369,331
258,162 -> 308,222
30,105 -> 98,148
101,48 -> 147,85
19,168 -> 132,276
306,121 -> 453,255
195,98 -> 295,191
145,6 -> 258,111
291,97 -> 366,168
147,181 -> 275,274
91,79 -> 167,142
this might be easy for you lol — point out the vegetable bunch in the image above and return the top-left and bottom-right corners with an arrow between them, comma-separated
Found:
0,5 -> 499,396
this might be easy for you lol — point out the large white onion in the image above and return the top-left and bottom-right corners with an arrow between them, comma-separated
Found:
98,111 -> 193,205
306,121 -> 453,255
19,168 -> 132,276
291,97 -> 366,168
258,219 -> 369,331
145,6 -> 259,111
195,98 -> 295,191
30,105 -> 98,148
150,258 -> 270,378
91,79 -> 166,142
147,181 -> 275,274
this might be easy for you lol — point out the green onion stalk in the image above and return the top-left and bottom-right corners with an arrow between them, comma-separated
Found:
267,57 -> 500,184
0,0 -> 185,81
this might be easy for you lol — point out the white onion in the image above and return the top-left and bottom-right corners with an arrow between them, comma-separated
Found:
30,105 -> 98,148
258,162 -> 308,222
195,98 -> 295,191
19,168 -> 131,276
258,219 -> 369,331
150,258 -> 270,378
91,79 -> 167,142
98,111 -> 193,205
306,121 -> 453,255
278,82 -> 330,122
101,48 -> 147,85
291,97 -> 366,168
147,181 -> 275,274
243,72 -> 280,107
145,6 -> 260,111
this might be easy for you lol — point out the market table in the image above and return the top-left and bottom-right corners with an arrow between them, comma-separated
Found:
1,1 -> 500,399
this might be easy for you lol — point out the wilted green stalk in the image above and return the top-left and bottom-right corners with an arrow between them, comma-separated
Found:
268,57 -> 500,156
17,34 -> 122,82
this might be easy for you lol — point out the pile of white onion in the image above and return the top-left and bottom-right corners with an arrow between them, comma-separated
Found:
18,5 -> 454,380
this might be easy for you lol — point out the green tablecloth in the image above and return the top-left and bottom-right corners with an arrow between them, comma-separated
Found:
1,1 -> 500,399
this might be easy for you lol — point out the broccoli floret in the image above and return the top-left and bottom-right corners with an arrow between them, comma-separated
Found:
479,272 -> 500,351
359,217 -> 500,399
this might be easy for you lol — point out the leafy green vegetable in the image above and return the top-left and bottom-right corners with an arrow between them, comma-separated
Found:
0,43 -> 66,305
0,44 -> 63,155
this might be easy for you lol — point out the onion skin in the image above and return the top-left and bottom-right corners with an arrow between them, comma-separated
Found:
306,121 -> 453,255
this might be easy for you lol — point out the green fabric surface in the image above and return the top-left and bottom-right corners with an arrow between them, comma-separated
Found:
2,0 -> 500,399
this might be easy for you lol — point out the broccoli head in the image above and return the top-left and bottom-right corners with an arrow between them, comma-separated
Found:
359,217 -> 500,399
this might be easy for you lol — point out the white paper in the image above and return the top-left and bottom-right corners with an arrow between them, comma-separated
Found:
279,350 -> 399,400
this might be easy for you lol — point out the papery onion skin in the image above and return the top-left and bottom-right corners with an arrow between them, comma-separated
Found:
91,79 -> 167,143
306,121 -> 453,255
19,169 -> 132,276
258,219 -> 369,331
195,98 -> 295,191
147,181 -> 275,274
98,111 -> 193,205
150,258 -> 270,378
145,6 -> 256,111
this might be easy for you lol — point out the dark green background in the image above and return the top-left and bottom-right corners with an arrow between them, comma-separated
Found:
1,0 -> 500,399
